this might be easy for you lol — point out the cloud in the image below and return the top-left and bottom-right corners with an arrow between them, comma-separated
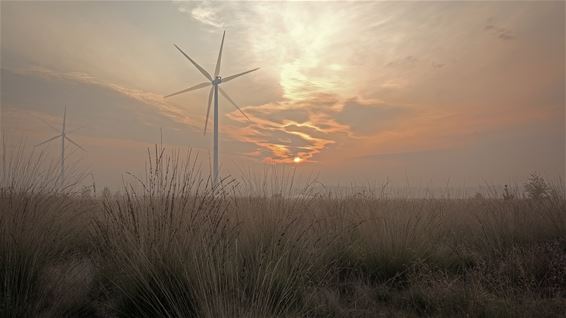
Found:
214,3 -> 376,163
1,0 -> 563,185
176,1 -> 224,29
225,97 -> 348,164
11,66 -> 204,130
225,95 -> 401,164
208,2 -> 553,165
485,18 -> 515,41
335,99 -> 411,135
386,55 -> 446,71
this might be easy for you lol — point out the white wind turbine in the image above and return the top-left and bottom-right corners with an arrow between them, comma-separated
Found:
35,106 -> 85,186
165,31 -> 259,186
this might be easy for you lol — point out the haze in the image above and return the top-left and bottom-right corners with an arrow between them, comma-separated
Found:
1,1 -> 564,189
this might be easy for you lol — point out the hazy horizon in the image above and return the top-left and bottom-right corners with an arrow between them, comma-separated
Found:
1,1 -> 564,189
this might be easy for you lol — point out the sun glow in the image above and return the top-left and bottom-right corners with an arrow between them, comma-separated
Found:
229,5 -> 357,164
249,4 -> 351,100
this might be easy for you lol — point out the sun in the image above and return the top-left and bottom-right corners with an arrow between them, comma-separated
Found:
293,156 -> 302,163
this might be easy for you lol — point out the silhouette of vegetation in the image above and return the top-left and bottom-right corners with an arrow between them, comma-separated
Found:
1,146 -> 565,317
503,184 -> 514,200
525,173 -> 550,200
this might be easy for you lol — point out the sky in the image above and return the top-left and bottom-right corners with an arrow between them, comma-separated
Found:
1,1 -> 564,189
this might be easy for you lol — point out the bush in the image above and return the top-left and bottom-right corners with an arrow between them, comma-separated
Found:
525,173 -> 550,200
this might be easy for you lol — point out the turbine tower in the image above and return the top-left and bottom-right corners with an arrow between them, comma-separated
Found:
35,106 -> 85,186
165,31 -> 259,186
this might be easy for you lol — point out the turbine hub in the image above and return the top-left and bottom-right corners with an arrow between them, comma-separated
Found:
212,76 -> 222,85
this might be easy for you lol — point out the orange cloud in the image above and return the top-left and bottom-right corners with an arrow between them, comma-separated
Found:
12,66 -> 204,130
225,93 -> 365,164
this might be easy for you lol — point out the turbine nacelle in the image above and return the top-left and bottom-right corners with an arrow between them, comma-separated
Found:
165,31 -> 259,129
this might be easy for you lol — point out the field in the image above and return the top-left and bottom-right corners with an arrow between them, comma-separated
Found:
1,148 -> 565,318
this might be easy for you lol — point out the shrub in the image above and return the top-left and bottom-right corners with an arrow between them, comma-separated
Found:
525,173 -> 550,200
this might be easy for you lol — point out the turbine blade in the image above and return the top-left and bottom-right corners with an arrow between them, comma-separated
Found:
222,67 -> 260,83
65,136 -> 86,152
165,82 -> 211,98
214,31 -> 226,77
219,88 -> 250,121
35,135 -> 61,147
204,87 -> 214,135
174,44 -> 212,81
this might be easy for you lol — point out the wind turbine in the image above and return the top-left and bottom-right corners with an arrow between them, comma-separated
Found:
35,106 -> 85,186
165,31 -> 259,186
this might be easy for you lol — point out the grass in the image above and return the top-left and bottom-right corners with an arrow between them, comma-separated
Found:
1,145 -> 565,317
1,146 -> 94,317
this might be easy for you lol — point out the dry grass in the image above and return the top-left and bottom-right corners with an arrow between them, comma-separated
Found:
1,146 -> 565,317
1,146 -> 94,317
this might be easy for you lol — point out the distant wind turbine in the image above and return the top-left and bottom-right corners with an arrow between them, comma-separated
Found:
35,106 -> 85,186
165,30 -> 259,186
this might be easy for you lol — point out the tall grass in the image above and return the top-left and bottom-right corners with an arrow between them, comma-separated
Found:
1,144 -> 565,317
92,147 -> 231,317
1,145 -> 92,317
93,148 -> 342,317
